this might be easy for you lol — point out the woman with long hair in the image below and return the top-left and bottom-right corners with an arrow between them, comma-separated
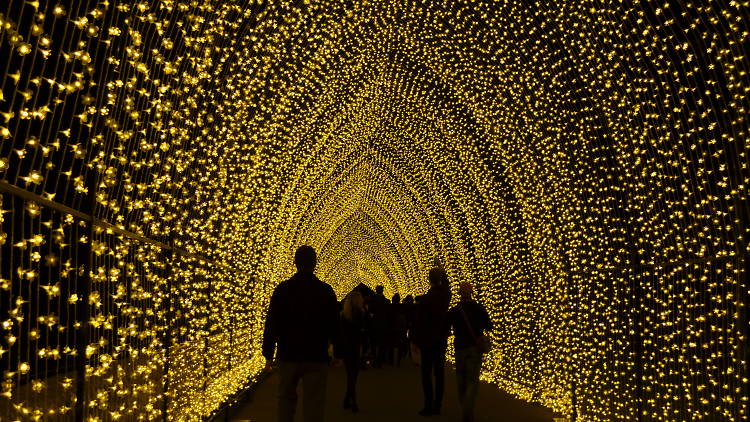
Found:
335,291 -> 366,412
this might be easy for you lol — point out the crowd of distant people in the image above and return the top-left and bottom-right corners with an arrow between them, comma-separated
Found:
263,246 -> 491,422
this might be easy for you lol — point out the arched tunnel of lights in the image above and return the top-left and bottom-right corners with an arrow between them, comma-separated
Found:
0,0 -> 748,421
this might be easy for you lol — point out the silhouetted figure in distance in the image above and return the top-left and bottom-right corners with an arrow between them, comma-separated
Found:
386,293 -> 408,366
262,246 -> 339,422
335,291 -> 366,412
447,282 -> 492,422
412,267 -> 451,416
402,294 -> 416,360
360,301 -> 373,368
368,285 -> 390,368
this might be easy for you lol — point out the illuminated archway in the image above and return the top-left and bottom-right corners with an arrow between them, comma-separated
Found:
0,1 -> 747,421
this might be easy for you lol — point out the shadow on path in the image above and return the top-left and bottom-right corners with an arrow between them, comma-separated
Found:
228,360 -> 556,422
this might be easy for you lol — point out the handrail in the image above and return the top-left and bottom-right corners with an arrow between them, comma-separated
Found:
0,179 -> 212,264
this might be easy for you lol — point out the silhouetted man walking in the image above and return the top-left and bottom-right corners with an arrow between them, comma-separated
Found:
369,285 -> 389,367
412,267 -> 451,416
262,246 -> 339,422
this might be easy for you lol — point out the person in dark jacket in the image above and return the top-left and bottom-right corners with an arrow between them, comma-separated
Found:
262,246 -> 339,422
360,301 -> 373,367
386,293 -> 408,366
447,282 -> 492,422
334,291 -> 366,412
411,267 -> 451,416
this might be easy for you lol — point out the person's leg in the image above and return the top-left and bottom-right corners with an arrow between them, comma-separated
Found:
277,362 -> 301,422
344,356 -> 358,403
399,338 -> 408,364
455,348 -> 469,410
375,330 -> 386,367
394,341 -> 401,367
433,343 -> 446,414
463,349 -> 482,422
419,345 -> 434,414
343,357 -> 354,406
362,336 -> 371,368
301,362 -> 328,422
365,332 -> 374,366
349,353 -> 361,410
372,331 -> 380,367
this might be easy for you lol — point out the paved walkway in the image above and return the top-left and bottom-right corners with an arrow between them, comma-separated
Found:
227,360 -> 556,422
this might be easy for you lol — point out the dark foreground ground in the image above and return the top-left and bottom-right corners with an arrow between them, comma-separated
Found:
227,359 -> 557,422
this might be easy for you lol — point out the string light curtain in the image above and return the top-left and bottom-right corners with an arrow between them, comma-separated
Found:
0,0 -> 748,421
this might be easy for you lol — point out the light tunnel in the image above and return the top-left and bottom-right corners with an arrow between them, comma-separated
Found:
0,0 -> 748,421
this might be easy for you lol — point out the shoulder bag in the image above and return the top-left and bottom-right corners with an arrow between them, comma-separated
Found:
458,304 -> 491,354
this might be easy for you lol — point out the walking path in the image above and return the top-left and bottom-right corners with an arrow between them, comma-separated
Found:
227,360 -> 557,422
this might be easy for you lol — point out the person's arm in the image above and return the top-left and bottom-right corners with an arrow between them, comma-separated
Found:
325,286 -> 343,365
262,287 -> 281,370
429,290 -> 450,339
411,300 -> 427,346
480,303 -> 492,332
446,308 -> 456,335
325,286 -> 339,343
333,316 -> 345,359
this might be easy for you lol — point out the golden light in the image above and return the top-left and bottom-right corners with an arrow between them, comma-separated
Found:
0,1 -> 748,421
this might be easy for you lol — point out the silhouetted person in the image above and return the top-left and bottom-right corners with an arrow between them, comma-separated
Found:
368,285 -> 389,367
386,293 -> 408,366
447,282 -> 492,422
360,301 -> 373,368
335,291 -> 365,412
262,246 -> 338,422
412,268 -> 451,416
409,294 -> 424,364
402,294 -> 416,359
